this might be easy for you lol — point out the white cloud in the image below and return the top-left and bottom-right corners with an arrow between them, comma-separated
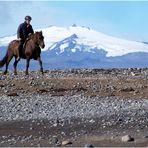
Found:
0,1 -> 59,36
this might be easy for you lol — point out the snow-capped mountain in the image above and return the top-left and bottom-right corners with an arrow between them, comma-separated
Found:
0,25 -> 148,69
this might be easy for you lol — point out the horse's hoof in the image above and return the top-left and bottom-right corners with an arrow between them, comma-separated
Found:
14,71 -> 17,75
3,72 -> 7,75
25,72 -> 29,75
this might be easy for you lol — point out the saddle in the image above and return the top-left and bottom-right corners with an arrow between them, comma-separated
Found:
18,34 -> 33,57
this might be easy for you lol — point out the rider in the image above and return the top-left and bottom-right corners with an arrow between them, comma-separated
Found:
17,15 -> 34,57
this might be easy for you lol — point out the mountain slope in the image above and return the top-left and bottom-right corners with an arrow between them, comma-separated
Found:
41,26 -> 148,57
0,25 -> 148,69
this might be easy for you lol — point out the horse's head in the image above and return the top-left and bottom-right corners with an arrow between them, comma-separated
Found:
35,31 -> 45,49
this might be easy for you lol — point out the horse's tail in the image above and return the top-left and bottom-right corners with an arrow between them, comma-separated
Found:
0,52 -> 8,68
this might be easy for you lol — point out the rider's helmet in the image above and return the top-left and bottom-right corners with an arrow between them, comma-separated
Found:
25,15 -> 32,21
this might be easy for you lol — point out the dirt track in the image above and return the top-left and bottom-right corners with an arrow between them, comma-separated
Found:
0,68 -> 148,146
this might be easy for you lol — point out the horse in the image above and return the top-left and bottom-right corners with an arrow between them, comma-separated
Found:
0,31 -> 45,75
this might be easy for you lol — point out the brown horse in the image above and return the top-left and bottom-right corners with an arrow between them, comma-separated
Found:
0,31 -> 45,75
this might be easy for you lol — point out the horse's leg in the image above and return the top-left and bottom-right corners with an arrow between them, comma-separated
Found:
4,54 -> 13,75
37,57 -> 43,74
25,58 -> 30,75
13,56 -> 20,75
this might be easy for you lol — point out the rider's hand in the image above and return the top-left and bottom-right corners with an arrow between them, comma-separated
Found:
28,33 -> 32,36
18,38 -> 21,41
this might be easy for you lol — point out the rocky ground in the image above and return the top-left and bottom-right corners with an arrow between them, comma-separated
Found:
0,68 -> 148,147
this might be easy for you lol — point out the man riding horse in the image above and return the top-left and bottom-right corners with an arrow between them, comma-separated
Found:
17,15 -> 34,57
0,15 -> 45,75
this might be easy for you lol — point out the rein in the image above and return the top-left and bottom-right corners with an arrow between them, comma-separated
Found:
23,33 -> 38,48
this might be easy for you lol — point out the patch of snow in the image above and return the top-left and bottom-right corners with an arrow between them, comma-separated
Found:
60,43 -> 69,53
71,48 -> 76,52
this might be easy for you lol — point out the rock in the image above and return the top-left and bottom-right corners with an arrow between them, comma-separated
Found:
85,144 -> 94,147
7,92 -> 18,97
29,127 -> 33,130
0,84 -> 4,87
62,140 -> 72,146
28,81 -> 33,85
37,144 -> 41,147
111,134 -> 118,139
51,136 -> 58,144
41,82 -> 46,85
37,89 -> 48,93
10,83 -> 15,87
144,135 -> 148,138
117,118 -> 123,123
120,87 -> 134,92
121,135 -> 134,142
131,72 -> 135,76
89,119 -> 95,123
4,90 -> 8,93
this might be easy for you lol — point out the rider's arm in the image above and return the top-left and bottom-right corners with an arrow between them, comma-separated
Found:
17,24 -> 22,39
30,25 -> 34,34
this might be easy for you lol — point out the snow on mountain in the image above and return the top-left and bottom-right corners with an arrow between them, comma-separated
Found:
0,35 -> 17,46
0,25 -> 148,57
41,26 -> 148,57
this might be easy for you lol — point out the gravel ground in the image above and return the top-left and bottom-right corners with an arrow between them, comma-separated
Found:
0,94 -> 148,122
0,68 -> 148,146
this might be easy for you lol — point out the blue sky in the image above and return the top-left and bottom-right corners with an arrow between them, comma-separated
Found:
0,1 -> 148,41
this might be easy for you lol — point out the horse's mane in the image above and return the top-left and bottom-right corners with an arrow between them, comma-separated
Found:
27,33 -> 35,40
27,32 -> 41,40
